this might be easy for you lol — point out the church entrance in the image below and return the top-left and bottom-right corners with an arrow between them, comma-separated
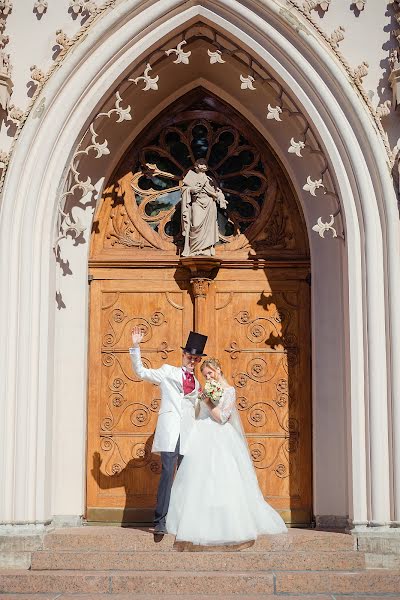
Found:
86,90 -> 312,525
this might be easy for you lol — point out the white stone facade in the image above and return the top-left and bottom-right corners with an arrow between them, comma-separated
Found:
0,0 -> 399,533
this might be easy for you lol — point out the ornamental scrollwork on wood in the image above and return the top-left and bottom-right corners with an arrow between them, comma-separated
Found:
99,435 -> 161,477
101,308 -> 167,351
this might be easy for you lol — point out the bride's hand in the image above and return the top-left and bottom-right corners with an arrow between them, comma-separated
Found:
131,325 -> 144,347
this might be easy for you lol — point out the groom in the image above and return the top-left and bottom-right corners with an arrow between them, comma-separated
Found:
130,327 -> 207,535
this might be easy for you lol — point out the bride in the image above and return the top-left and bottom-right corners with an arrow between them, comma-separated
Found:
166,358 -> 287,545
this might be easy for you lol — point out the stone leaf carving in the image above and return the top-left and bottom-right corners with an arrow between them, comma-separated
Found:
267,105 -> 282,121
165,40 -> 191,64
240,75 -> 256,90
288,138 -> 305,157
129,63 -> 159,91
303,176 -> 324,196
312,215 -> 337,238
208,49 -> 225,64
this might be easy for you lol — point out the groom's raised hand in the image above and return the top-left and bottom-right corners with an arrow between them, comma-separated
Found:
131,325 -> 144,347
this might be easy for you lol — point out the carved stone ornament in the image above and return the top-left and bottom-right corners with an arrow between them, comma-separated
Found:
389,49 -> 400,108
240,74 -> 256,90
288,138 -> 305,157
69,0 -> 97,15
30,64 -> 46,85
312,215 -> 337,239
34,0 -> 48,14
0,149 -> 9,167
129,63 -> 159,91
329,26 -> 345,49
353,61 -> 369,85
376,100 -> 391,119
55,30 -> 71,51
207,49 -> 225,64
8,104 -> 24,123
0,51 -> 12,110
165,40 -> 191,64
303,0 -> 330,12
303,176 -> 324,196
0,0 -> 12,15
354,0 -> 366,10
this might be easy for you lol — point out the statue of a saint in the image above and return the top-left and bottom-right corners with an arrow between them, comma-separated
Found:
181,159 -> 227,257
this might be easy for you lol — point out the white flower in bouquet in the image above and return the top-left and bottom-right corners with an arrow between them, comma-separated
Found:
202,379 -> 224,406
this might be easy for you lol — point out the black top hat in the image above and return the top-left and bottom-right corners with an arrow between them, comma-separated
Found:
181,331 -> 208,356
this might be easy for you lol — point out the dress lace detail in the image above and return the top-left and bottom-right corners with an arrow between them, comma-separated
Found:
218,386 -> 236,424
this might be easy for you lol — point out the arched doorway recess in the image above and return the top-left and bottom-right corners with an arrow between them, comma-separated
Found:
2,0 -> 398,532
87,90 -> 311,525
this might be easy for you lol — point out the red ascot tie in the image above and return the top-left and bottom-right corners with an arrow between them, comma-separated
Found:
182,369 -> 195,395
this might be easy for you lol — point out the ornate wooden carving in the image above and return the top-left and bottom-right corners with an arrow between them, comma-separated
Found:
90,91 -> 309,265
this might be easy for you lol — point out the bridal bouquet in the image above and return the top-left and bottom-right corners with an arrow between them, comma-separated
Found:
201,379 -> 224,406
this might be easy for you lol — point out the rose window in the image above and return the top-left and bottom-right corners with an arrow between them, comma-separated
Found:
129,118 -> 268,249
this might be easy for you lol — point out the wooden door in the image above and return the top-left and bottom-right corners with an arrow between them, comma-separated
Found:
204,268 -> 311,525
87,91 -> 312,524
87,275 -> 193,523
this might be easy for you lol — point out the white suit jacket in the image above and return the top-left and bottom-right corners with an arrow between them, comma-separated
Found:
129,347 -> 200,454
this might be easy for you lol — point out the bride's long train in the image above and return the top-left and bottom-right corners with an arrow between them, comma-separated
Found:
166,406 -> 287,545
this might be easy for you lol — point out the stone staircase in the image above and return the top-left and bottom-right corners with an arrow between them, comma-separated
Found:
0,527 -> 400,598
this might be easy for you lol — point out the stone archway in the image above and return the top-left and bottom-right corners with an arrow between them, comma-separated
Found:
0,1 -> 398,532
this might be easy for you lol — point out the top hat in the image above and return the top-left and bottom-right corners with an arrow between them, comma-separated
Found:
181,331 -> 208,356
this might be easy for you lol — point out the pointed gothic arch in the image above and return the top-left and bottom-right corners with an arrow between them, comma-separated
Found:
0,1 -> 398,531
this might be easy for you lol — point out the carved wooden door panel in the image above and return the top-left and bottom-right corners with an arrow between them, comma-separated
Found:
87,276 -> 192,523
205,270 -> 311,525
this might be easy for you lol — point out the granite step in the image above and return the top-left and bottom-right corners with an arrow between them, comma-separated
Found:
31,549 -> 365,571
1,569 -> 400,595
43,527 -> 355,553
275,569 -> 400,595
0,570 -> 275,594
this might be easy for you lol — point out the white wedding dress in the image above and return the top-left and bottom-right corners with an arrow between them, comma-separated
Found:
166,386 -> 287,545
